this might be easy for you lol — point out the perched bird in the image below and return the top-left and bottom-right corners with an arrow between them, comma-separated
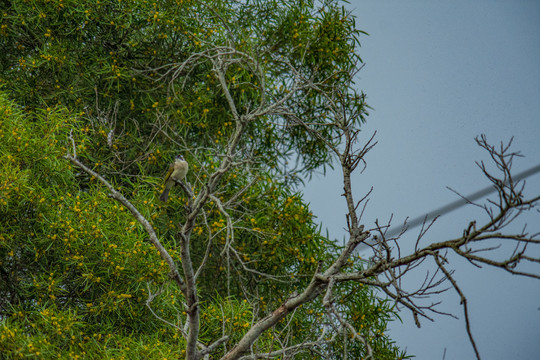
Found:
159,155 -> 188,202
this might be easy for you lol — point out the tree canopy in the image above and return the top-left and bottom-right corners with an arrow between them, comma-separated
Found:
1,0 -> 406,359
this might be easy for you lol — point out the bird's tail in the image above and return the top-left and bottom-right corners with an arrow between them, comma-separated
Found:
159,187 -> 170,202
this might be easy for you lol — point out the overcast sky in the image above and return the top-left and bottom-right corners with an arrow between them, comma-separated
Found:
303,1 -> 540,359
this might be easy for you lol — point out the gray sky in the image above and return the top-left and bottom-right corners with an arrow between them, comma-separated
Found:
303,1 -> 540,359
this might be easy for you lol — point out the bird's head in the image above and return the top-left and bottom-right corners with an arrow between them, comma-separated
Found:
175,155 -> 185,161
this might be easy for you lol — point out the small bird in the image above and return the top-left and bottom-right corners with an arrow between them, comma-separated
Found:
159,155 -> 188,202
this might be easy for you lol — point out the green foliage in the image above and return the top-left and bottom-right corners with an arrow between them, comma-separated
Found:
1,0 -> 407,359
1,0 -> 367,180
0,94 -> 185,358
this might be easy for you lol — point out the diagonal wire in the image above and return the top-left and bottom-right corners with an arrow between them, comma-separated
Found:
356,163 -> 540,252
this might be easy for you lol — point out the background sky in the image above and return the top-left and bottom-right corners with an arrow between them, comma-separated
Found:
303,1 -> 540,359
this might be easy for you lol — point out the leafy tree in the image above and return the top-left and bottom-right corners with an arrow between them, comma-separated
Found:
1,1 -> 539,360
1,0 -> 404,359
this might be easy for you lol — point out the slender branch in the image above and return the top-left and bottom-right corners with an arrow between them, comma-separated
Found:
434,256 -> 480,360
64,151 -> 187,293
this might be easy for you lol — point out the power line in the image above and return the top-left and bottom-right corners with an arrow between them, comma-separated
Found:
356,163 -> 540,251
